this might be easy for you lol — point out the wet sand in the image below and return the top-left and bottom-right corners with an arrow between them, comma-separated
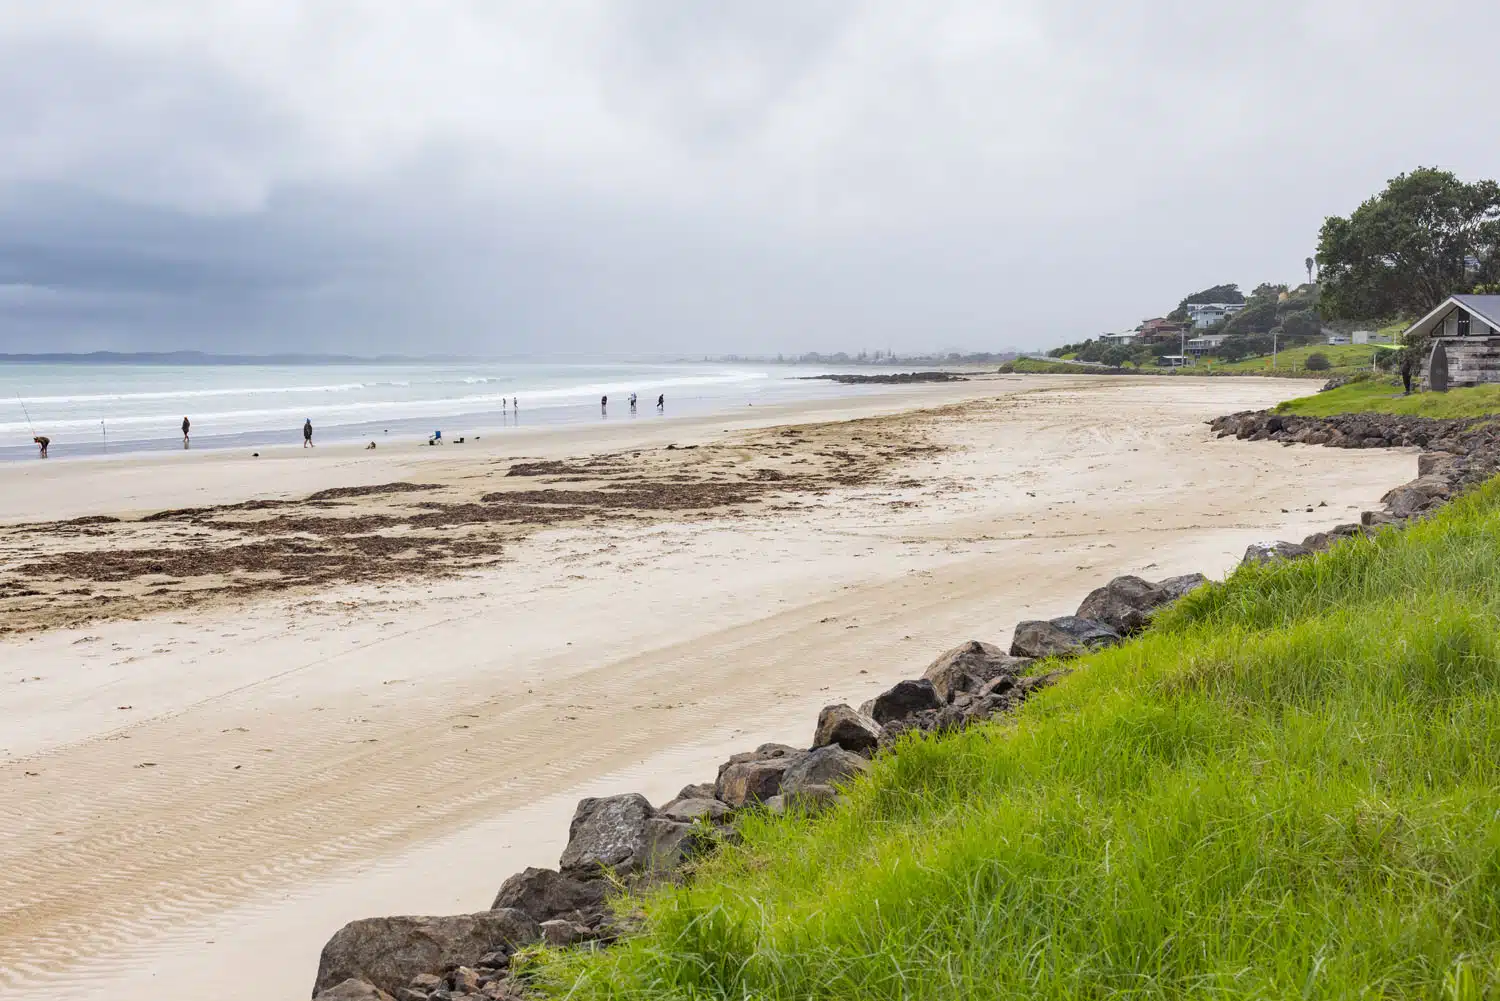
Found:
0,375 -> 1414,998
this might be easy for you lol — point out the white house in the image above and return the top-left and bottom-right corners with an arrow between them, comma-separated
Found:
1402,294 -> 1500,390
1186,302 -> 1248,329
1097,331 -> 1138,346
1184,332 -> 1230,354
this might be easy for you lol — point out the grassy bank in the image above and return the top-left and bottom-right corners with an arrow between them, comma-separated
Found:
534,480 -> 1500,999
1000,358 -> 1133,375
1206,342 -> 1387,377
1275,378 -> 1500,418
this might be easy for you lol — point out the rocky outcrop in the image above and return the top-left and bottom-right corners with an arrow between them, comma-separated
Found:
489,867 -> 607,924
558,794 -> 657,879
1009,616 -> 1120,659
1242,540 -> 1313,566
715,744 -> 807,807
865,678 -> 944,724
313,911 -> 540,997
658,796 -> 732,824
781,746 -> 869,796
812,703 -> 883,756
921,640 -> 1032,701
314,980 -> 397,1001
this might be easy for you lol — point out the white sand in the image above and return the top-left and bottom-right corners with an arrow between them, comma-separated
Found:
0,376 -> 1415,998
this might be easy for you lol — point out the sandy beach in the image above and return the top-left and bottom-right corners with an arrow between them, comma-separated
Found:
0,375 -> 1414,998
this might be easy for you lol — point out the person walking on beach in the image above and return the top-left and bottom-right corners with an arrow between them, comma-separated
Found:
629,392 -> 637,413
33,435 -> 49,458
182,416 -> 191,448
303,418 -> 314,447
657,393 -> 665,412
601,394 -> 608,416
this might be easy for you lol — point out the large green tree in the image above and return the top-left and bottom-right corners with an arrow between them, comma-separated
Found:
1317,168 -> 1500,320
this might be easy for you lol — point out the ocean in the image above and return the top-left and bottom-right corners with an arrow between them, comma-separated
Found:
0,361 -> 895,460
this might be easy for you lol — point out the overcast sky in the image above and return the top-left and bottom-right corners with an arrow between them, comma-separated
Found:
1,1 -> 1497,356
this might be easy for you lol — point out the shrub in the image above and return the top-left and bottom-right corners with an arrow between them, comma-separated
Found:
1304,352 -> 1331,371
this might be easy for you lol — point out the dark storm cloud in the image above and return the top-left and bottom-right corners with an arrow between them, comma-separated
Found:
1,2 -> 1499,355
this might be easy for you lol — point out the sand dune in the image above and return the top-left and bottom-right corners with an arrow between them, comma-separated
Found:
0,376 -> 1414,998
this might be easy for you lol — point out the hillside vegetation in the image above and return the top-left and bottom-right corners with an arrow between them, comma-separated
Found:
535,482 -> 1500,999
1276,379 -> 1500,418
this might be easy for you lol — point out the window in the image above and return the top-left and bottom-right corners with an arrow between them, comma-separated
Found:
1458,312 -> 1471,336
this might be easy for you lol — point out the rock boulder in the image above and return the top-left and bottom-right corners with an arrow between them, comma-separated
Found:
1009,616 -> 1120,659
558,793 -> 657,879
811,703 -> 883,756
314,980 -> 397,1001
920,640 -> 1031,701
1241,541 -> 1312,566
867,678 -> 943,724
1074,575 -> 1167,634
313,910 -> 540,997
781,745 -> 868,797
490,867 -> 607,923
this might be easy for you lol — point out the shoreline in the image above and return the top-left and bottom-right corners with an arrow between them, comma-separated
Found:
0,376 -> 1417,998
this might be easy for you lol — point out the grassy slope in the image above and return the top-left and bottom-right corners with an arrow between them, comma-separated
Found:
1004,358 -> 1131,375
1207,342 -> 1385,377
536,483 -> 1500,999
1276,379 -> 1500,418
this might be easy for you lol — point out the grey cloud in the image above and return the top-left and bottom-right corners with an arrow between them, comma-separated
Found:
1,1 -> 1499,355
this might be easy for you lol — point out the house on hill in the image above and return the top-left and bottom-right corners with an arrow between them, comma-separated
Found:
1404,294 -> 1500,390
1186,302 -> 1248,329
1136,317 -> 1189,340
1097,331 -> 1138,346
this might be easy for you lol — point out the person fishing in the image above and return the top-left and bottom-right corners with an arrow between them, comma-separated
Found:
182,416 -> 191,448
33,435 -> 49,458
303,418 -> 314,447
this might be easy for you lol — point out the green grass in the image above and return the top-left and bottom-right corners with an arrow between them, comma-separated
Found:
1207,342 -> 1387,377
1275,379 -> 1500,418
533,481 -> 1500,1000
1001,358 -> 1130,375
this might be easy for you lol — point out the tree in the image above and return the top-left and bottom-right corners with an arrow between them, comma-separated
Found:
1305,257 -> 1315,284
1317,167 -> 1500,320
1222,300 -> 1279,337
1280,309 -> 1322,341
1304,352 -> 1331,371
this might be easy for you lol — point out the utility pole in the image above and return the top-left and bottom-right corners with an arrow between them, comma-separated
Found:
1179,327 -> 1186,370
1272,329 -> 1279,371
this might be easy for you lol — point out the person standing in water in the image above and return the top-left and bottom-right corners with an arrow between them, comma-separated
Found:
303,418 -> 314,447
33,435 -> 49,458
657,393 -> 665,412
629,392 -> 637,413
601,394 -> 608,416
182,416 -> 191,448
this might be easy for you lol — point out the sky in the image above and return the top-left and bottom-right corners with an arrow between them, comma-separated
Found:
1,1 -> 1498,357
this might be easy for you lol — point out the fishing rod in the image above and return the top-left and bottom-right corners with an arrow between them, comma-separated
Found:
16,394 -> 35,435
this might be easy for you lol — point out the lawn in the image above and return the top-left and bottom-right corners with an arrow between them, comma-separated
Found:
1206,342 -> 1389,377
1275,378 -> 1500,418
533,481 -> 1500,999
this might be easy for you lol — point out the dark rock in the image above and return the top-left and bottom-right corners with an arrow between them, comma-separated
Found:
1418,451 -> 1459,476
539,918 -> 596,948
1155,573 -> 1209,603
1241,541 -> 1312,566
658,797 -> 731,824
410,974 -> 444,993
881,704 -> 969,740
716,750 -> 804,808
638,816 -> 711,874
1362,510 -> 1401,528
867,678 -> 943,723
673,782 -> 717,802
920,640 -> 1031,701
314,911 -> 540,997
1009,616 -> 1120,659
316,980 -> 398,1001
781,745 -> 868,796
811,703 -> 883,756
450,967 -> 480,994
490,867 -> 607,922
1075,575 -> 1168,634
558,793 -> 658,879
